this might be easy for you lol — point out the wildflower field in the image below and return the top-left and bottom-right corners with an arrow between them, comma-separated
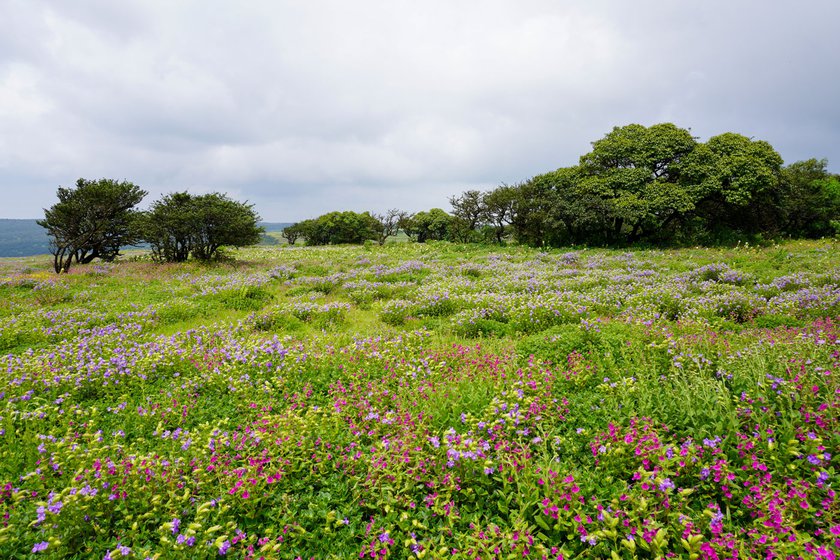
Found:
0,240 -> 838,559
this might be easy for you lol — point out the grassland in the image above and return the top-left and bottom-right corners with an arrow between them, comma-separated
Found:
0,240 -> 838,559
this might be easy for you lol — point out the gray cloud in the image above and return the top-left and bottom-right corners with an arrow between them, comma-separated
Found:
1,0 -> 839,220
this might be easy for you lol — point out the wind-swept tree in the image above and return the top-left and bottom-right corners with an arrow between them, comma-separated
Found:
189,194 -> 263,260
141,192 -> 263,262
402,209 -> 452,243
290,211 -> 380,246
483,184 -> 518,243
372,209 -> 408,245
38,178 -> 147,273
448,190 -> 485,242
140,192 -> 195,262
280,223 -> 304,245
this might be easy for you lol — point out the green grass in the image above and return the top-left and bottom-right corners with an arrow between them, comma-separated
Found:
0,239 -> 838,558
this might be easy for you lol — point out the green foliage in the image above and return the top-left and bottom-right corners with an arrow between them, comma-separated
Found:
778,158 -> 840,237
402,208 -> 452,243
0,241 -> 839,558
294,211 -> 381,245
683,133 -> 785,237
214,285 -> 273,311
371,209 -> 408,245
142,192 -> 263,262
38,178 -> 147,273
443,122 -> 835,248
280,222 -> 304,245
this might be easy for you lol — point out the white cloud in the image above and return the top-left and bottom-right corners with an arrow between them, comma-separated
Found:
1,0 -> 839,219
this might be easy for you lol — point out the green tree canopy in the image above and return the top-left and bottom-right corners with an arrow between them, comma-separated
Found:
402,209 -> 452,243
293,211 -> 380,245
280,223 -> 305,245
682,133 -> 784,236
778,158 -> 840,237
141,192 -> 263,262
38,178 -> 147,273
482,184 -> 518,243
577,123 -> 698,243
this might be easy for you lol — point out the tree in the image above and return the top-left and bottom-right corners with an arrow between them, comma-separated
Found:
682,132 -> 784,236
188,193 -> 263,260
372,209 -> 408,245
38,178 -> 147,273
402,209 -> 452,243
778,159 -> 840,237
293,211 -> 380,245
142,192 -> 263,262
510,168 -> 599,247
577,123 -> 698,243
140,192 -> 196,262
280,223 -> 304,245
483,184 -> 518,243
448,190 -> 485,242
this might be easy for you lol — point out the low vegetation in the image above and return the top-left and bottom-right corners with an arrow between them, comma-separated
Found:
0,239 -> 837,558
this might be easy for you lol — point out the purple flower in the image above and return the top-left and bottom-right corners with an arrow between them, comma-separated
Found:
378,532 -> 391,543
32,541 -> 49,553
117,545 -> 130,556
47,500 -> 63,514
658,478 -> 675,492
171,517 -> 181,535
218,540 -> 230,555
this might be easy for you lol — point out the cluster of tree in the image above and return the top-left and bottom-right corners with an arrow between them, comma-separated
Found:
39,179 -> 262,273
46,124 -> 836,268
282,209 -> 409,246
283,124 -> 838,249
447,124 -> 840,246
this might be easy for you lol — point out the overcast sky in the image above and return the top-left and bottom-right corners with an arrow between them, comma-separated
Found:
1,1 -> 838,221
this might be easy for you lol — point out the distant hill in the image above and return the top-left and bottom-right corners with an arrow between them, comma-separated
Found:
259,222 -> 294,232
0,219 -> 50,257
0,220 -> 296,257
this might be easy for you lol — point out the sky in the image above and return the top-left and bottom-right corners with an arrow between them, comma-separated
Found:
1,0 -> 839,221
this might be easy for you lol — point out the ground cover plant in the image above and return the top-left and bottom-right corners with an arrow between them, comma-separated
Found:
0,239 -> 838,559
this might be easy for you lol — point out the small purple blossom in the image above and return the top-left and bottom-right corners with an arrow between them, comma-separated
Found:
658,478 -> 675,492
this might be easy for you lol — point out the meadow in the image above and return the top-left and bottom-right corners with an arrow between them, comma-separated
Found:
0,240 -> 837,559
